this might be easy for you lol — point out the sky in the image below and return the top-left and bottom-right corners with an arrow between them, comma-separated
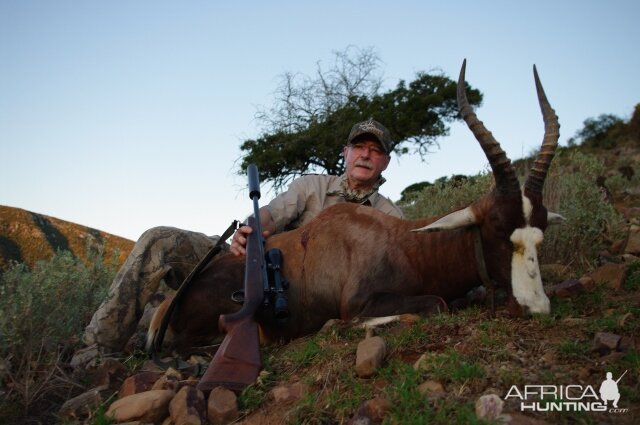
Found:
1,1 -> 639,241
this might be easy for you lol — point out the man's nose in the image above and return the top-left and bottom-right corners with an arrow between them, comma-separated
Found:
359,147 -> 372,157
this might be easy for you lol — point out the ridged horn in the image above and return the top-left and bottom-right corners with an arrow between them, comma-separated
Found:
524,65 -> 560,194
457,60 -> 520,195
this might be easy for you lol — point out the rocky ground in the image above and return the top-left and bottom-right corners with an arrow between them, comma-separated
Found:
59,159 -> 640,424
60,257 -> 640,425
4,127 -> 639,424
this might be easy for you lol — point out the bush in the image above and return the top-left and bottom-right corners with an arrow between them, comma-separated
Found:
398,151 -> 624,273
398,173 -> 493,219
541,150 -> 625,270
0,248 -> 117,421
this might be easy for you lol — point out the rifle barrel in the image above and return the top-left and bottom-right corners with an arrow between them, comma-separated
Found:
616,369 -> 628,383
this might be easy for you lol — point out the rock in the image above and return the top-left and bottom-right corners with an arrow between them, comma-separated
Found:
70,344 -> 102,368
152,367 -> 182,392
599,351 -> 625,364
590,263 -> 627,290
207,386 -> 239,425
620,336 -> 638,352
106,389 -> 175,423
89,358 -> 128,392
578,275 -> 596,292
58,387 -> 104,420
418,380 -> 446,398
141,359 -> 169,373
625,225 -> 640,255
610,238 -> 627,254
119,371 -> 164,398
355,397 -> 391,423
541,349 -> 556,365
355,336 -> 387,378
474,393 -> 504,420
269,382 -> 308,403
170,386 -> 207,425
593,331 -> 622,355
549,279 -> 585,298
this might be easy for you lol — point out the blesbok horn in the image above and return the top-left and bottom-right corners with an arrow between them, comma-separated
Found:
524,65 -> 560,195
457,59 -> 520,195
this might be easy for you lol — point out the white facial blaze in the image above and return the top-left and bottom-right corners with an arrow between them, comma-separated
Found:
522,194 -> 533,221
509,195 -> 551,314
510,227 -> 549,313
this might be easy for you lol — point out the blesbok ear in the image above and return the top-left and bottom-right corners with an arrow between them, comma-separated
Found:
547,211 -> 566,225
411,207 -> 478,233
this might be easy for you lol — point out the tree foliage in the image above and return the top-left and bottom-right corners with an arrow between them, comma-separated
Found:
568,113 -> 624,148
239,47 -> 482,191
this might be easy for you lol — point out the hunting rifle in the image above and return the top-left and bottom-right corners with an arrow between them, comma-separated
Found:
197,164 -> 287,393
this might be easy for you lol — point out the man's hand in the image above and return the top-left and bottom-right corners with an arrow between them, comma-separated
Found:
230,225 -> 270,256
230,208 -> 275,256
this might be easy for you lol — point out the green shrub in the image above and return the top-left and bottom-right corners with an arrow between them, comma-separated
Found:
0,248 -> 117,420
399,173 -> 493,219
540,151 -> 625,270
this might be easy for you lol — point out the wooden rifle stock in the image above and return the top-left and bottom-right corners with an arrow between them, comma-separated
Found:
198,164 -> 266,393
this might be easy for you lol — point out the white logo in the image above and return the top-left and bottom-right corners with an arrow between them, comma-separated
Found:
357,120 -> 384,139
504,371 -> 629,414
599,370 -> 627,408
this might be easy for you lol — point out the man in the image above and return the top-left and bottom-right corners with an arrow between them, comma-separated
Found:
78,119 -> 403,360
230,118 -> 403,256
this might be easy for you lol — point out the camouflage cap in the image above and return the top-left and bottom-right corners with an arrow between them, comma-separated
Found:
347,119 -> 393,154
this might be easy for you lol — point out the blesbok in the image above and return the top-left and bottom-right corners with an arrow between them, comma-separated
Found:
148,60 -> 562,350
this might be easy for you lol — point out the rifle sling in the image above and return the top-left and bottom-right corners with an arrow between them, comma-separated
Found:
151,220 -> 240,357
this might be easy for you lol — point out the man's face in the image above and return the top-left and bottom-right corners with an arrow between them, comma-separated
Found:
343,137 -> 390,190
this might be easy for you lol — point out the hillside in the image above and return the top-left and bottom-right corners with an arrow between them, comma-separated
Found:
1,107 -> 639,424
0,205 -> 133,271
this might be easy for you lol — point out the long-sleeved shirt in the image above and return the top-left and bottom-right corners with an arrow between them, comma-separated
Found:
264,174 -> 404,233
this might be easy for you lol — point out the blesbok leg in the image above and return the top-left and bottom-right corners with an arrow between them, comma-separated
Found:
346,293 -> 448,319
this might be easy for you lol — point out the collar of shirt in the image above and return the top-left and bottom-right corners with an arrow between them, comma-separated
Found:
326,174 -> 386,204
